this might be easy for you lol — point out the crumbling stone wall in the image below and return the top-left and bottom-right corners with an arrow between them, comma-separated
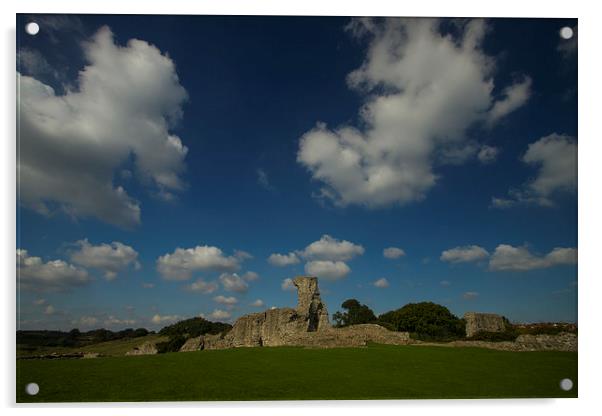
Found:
464,312 -> 506,337
126,341 -> 158,355
205,276 -> 331,348
437,332 -> 577,352
202,276 -> 411,350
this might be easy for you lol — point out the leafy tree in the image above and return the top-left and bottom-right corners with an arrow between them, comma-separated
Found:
133,328 -> 149,337
332,299 -> 377,327
159,317 -> 232,339
378,302 -> 465,341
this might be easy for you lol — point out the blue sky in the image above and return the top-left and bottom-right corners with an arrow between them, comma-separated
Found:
16,15 -> 577,331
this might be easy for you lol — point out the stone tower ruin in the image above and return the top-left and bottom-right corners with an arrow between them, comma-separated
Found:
293,276 -> 330,332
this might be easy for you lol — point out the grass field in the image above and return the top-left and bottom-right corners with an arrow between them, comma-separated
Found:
16,344 -> 577,402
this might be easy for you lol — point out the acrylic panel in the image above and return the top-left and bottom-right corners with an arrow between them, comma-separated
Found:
16,14 -> 578,402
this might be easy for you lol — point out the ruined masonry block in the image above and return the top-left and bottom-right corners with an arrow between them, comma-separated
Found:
464,312 -> 506,337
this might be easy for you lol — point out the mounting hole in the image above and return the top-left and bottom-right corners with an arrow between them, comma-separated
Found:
25,22 -> 40,36
559,26 -> 573,40
559,378 -> 573,391
25,382 -> 39,396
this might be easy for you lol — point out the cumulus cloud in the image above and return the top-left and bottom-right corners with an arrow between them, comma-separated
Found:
272,235 -> 364,281
304,260 -> 350,280
250,299 -> 265,307
185,278 -> 219,294
373,278 -> 389,288
69,239 -> 139,280
281,278 -> 296,291
213,295 -> 238,306
157,245 -> 244,280
297,18 -> 530,208
218,273 -> 249,293
477,145 -> 500,164
492,134 -> 577,208
463,291 -> 479,300
206,309 -> 232,321
302,234 -> 364,261
383,247 -> 405,259
151,314 -> 181,325
17,48 -> 61,81
17,249 -> 90,292
18,26 -> 189,228
242,271 -> 259,281
104,316 -> 136,327
268,252 -> 301,267
489,244 -> 577,271
485,76 -> 532,126
234,250 -> 253,261
440,245 -> 489,263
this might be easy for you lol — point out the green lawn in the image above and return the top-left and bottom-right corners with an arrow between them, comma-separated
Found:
16,344 -> 577,402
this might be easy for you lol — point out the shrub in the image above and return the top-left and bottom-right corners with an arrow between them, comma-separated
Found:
159,317 -> 232,339
378,302 -> 465,341
156,335 -> 187,353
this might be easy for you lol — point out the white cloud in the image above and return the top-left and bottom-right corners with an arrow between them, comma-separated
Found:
69,239 -> 139,280
373,278 -> 389,288
104,316 -> 136,327
493,134 -> 577,208
257,168 -> 273,190
383,247 -> 405,259
522,134 -> 577,199
213,295 -> 238,305
234,250 -> 253,261
268,252 -> 301,267
440,280 -> 451,287
18,26 -> 189,228
302,234 -> 364,261
281,278 -> 296,291
185,279 -> 218,294
218,273 -> 249,293
250,299 -> 265,307
272,235 -> 363,281
485,76 -> 532,126
304,260 -> 350,280
17,249 -> 90,292
157,245 -> 243,280
44,305 -> 56,315
440,245 -> 489,263
142,282 -> 155,289
463,291 -> 479,300
207,309 -> 231,321
477,145 -> 500,164
297,19 -> 530,208
242,271 -> 259,281
33,298 -> 47,305
17,48 -> 61,81
151,314 -> 181,325
489,244 -> 577,271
